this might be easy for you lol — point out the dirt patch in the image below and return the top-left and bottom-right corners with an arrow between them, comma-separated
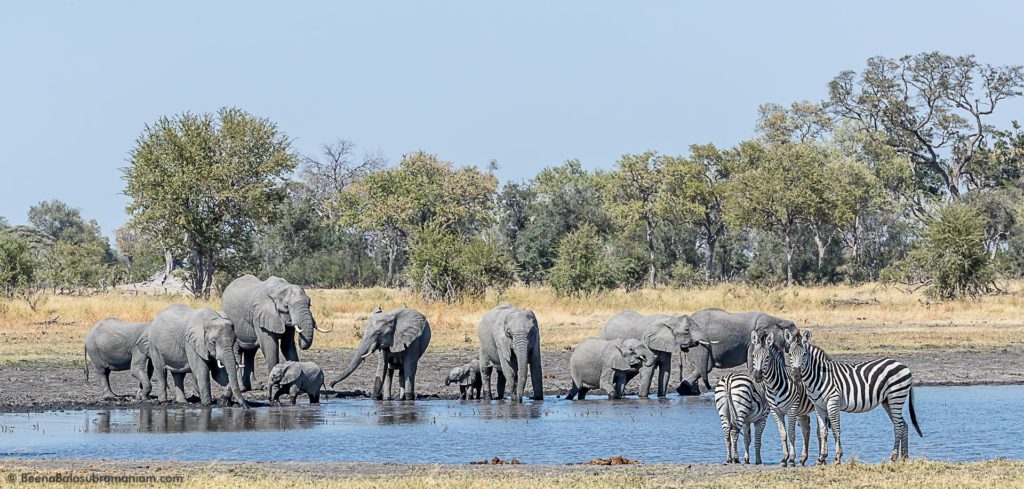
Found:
1,346 -> 1022,413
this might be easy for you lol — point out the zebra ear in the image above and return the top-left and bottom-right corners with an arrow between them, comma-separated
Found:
783,329 -> 795,344
765,331 -> 775,348
802,330 -> 812,345
749,330 -> 759,345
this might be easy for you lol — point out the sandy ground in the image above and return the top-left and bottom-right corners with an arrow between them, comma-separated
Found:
1,345 -> 1022,413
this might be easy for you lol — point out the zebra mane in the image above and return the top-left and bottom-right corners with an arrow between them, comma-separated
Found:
807,342 -> 832,362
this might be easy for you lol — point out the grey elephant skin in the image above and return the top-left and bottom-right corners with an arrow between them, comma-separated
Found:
221,275 -> 329,392
477,304 -> 543,402
268,360 -> 325,405
676,308 -> 799,395
599,310 -> 700,398
445,360 -> 482,400
565,338 -> 655,400
148,304 -> 249,408
329,306 -> 431,400
83,319 -> 153,400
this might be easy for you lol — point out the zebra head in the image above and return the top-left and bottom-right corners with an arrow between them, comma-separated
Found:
749,331 -> 773,383
784,329 -> 812,379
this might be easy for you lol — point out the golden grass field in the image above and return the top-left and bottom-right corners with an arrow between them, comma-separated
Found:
1,282 -> 1023,364
1,460 -> 1023,488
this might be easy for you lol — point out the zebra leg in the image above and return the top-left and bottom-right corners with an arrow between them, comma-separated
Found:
754,416 -> 766,465
827,399 -> 843,464
742,422 -> 752,464
884,399 -> 910,462
882,401 -> 899,462
731,427 -> 741,463
772,409 -> 790,466
721,422 -> 732,464
798,414 -> 811,466
814,406 -> 829,465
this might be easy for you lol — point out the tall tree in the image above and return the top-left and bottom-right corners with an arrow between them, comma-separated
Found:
829,52 -> 1024,202
123,107 -> 298,298
606,151 -> 664,287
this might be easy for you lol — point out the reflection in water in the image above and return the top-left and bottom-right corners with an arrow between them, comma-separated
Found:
4,386 -> 1024,464
90,406 -> 323,434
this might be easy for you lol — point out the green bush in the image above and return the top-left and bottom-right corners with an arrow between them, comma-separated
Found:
669,261 -> 709,289
912,204 -> 995,299
0,235 -> 36,297
548,224 -> 619,297
406,225 -> 515,302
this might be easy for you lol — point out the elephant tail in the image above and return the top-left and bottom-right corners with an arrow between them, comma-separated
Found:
83,344 -> 90,382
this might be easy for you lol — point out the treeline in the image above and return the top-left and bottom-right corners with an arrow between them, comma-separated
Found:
2,52 -> 1022,301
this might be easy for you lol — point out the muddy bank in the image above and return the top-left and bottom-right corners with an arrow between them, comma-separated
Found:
1,346 -> 1022,413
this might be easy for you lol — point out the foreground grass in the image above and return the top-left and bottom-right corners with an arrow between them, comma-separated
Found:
1,460 -> 1022,488
1,282 -> 1023,364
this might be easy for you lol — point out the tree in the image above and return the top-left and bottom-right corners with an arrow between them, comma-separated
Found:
301,139 -> 385,223
606,151 -> 665,287
340,151 -> 497,285
829,52 -> 1024,202
123,107 -> 298,298
0,234 -> 35,297
548,224 -> 618,297
910,204 -> 995,299
405,224 -> 514,302
660,144 -> 731,281
726,141 -> 824,287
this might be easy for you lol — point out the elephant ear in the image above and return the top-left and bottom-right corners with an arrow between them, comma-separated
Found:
643,328 -> 676,353
389,311 -> 427,353
608,343 -> 632,371
254,299 -> 287,335
185,315 -> 210,361
278,363 -> 302,386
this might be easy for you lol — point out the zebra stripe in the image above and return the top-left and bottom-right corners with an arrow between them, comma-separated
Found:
787,330 -> 922,464
751,334 -> 823,466
714,373 -> 770,464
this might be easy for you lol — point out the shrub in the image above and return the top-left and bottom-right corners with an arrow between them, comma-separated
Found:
0,235 -> 36,297
669,261 -> 709,289
548,224 -> 619,297
911,204 -> 995,299
406,225 -> 515,302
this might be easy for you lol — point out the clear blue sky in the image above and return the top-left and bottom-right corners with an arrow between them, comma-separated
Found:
2,1 -> 1021,238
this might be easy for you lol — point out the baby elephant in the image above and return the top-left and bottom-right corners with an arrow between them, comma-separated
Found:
445,360 -> 482,400
565,338 -> 655,400
268,361 -> 325,405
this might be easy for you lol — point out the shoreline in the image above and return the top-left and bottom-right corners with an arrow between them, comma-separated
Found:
2,346 -> 1022,413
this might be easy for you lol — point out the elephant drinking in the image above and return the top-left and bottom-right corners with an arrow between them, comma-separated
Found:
565,338 -> 655,400
599,310 -> 701,397
478,304 -> 544,402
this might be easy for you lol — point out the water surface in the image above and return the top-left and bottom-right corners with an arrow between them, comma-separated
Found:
0,385 -> 1019,464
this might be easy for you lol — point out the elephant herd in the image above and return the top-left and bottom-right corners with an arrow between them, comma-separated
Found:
84,279 -> 799,410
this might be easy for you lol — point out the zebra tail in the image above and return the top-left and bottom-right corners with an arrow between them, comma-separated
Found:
724,377 -> 737,429
909,386 -> 922,437
83,344 -> 90,382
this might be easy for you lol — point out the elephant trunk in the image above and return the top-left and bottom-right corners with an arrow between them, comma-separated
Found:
222,352 -> 249,409
330,336 -> 375,387
512,335 -> 529,403
292,305 -> 315,350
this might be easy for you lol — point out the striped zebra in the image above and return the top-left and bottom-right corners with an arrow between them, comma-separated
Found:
785,330 -> 922,464
714,373 -> 769,464
750,330 -> 824,467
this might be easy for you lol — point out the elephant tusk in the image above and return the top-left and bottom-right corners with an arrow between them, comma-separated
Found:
217,359 -> 224,369
294,326 -> 304,333
314,325 -> 333,333
698,340 -> 719,346
360,350 -> 375,360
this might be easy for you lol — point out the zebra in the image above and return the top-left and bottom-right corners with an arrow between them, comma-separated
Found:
714,372 -> 769,464
785,330 -> 922,464
750,330 -> 824,467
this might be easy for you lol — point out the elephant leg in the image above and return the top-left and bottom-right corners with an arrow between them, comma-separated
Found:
280,331 -> 299,362
288,384 -> 299,405
130,353 -> 152,400
151,355 -> 168,402
637,365 -> 654,398
496,371 -> 507,400
189,356 -> 213,406
497,351 -> 517,400
529,346 -> 544,401
402,360 -> 417,401
481,364 -> 494,400
656,355 -> 671,398
98,367 -> 116,399
240,349 -> 257,392
385,367 -> 396,400
371,353 -> 386,400
578,387 -> 589,400
256,331 -> 281,390
170,372 -> 188,404
310,393 -> 320,404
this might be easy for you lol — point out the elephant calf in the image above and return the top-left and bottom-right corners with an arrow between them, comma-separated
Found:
565,338 -> 655,400
268,361 -> 325,405
445,360 -> 482,400
84,319 -> 153,400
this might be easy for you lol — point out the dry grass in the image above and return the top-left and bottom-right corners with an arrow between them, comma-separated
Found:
2,282 -> 1023,364
1,460 -> 1023,488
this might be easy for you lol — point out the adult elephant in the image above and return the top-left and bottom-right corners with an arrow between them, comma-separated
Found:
329,306 -> 431,400
148,304 -> 249,408
221,275 -> 330,392
478,304 -> 543,402
83,319 -> 153,400
599,310 -> 703,397
676,308 -> 799,396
